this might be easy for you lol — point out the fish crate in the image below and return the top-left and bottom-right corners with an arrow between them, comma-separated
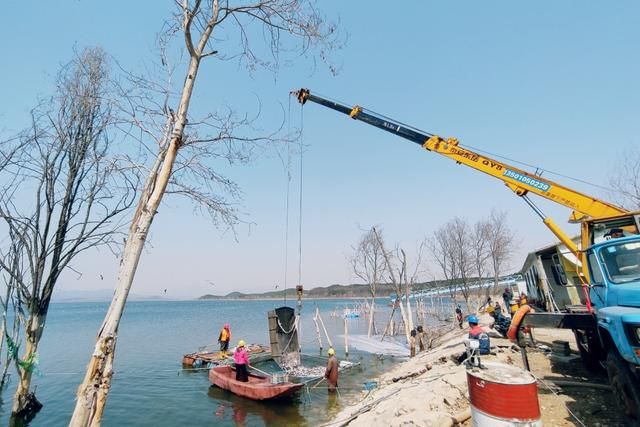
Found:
270,373 -> 289,384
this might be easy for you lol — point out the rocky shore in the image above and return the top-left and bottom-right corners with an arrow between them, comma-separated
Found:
323,314 -> 624,427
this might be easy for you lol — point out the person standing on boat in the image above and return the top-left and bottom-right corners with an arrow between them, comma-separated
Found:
324,348 -> 339,392
234,340 -> 250,382
218,323 -> 231,358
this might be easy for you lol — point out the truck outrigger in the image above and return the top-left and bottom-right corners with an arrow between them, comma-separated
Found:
292,88 -> 640,423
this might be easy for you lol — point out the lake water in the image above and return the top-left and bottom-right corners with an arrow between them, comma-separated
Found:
0,298 -> 404,426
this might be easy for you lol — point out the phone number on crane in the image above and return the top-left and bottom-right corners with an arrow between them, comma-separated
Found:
503,169 -> 550,192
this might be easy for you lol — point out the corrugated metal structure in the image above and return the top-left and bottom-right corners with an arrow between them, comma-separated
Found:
268,306 -> 300,367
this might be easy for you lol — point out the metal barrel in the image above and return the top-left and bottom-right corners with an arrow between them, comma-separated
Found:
466,362 -> 542,426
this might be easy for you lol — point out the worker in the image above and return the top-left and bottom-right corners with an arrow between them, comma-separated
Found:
502,287 -> 513,316
218,323 -> 231,358
417,325 -> 426,352
605,228 -> 624,239
455,304 -> 463,329
324,348 -> 339,392
233,340 -> 250,382
510,298 -> 520,316
519,292 -> 528,306
487,305 -> 511,337
409,329 -> 417,357
493,301 -> 503,316
453,315 -> 491,365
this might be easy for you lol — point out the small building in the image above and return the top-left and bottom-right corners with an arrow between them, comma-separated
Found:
519,237 -> 586,312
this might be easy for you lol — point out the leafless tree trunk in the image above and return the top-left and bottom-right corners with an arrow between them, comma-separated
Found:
486,210 -> 516,293
448,217 -> 474,311
471,217 -> 491,308
351,227 -> 387,337
372,228 -> 424,343
70,2 -> 340,425
428,225 -> 458,302
0,48 -> 135,419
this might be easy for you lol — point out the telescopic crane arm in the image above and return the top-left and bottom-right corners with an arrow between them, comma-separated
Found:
292,88 -> 627,257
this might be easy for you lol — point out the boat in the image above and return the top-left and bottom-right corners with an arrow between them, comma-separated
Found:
208,365 -> 304,400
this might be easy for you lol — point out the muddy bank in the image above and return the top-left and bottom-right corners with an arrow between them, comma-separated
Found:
324,315 -> 624,427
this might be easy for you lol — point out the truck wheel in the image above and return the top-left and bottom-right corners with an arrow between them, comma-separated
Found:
574,330 -> 601,372
606,350 -> 640,425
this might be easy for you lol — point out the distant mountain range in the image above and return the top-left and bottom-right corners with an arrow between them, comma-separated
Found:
198,281 -> 454,300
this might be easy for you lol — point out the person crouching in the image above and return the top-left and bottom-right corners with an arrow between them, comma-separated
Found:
234,340 -> 250,382
453,315 -> 490,365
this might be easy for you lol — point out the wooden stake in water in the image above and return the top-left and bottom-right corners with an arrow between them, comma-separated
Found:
317,311 -> 333,348
313,307 -> 323,352
344,316 -> 349,357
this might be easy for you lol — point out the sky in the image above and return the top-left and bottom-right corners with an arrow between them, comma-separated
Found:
1,1 -> 639,298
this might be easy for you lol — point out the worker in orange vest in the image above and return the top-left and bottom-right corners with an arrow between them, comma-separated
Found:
218,323 -> 231,358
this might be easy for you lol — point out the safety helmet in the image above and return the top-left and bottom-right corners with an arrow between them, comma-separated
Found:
238,340 -> 245,347
224,323 -> 230,329
467,314 -> 479,324
328,348 -> 335,356
486,306 -> 495,313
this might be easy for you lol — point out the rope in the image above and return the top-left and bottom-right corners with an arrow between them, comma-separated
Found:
297,106 -> 304,290
284,97 -> 293,305
277,317 -> 297,335
531,373 -> 587,427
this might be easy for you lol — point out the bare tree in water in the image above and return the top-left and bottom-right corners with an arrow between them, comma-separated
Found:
351,226 -> 388,337
70,2 -> 341,425
0,47 -> 136,419
372,228 -> 425,343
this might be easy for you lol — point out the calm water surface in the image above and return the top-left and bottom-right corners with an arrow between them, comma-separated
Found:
0,299 -> 402,426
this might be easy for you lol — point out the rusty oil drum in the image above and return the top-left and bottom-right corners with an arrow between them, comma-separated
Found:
466,362 -> 542,426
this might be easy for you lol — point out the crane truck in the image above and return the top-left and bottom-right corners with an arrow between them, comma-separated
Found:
292,88 -> 640,422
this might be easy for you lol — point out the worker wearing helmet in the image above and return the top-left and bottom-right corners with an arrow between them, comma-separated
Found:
453,315 -> 491,365
233,340 -> 250,382
218,323 -> 231,358
324,348 -> 339,392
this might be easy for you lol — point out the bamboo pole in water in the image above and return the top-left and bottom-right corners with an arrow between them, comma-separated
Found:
344,317 -> 349,357
313,307 -> 323,352
317,311 -> 333,348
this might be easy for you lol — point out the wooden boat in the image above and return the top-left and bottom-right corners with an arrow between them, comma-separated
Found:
209,365 -> 304,400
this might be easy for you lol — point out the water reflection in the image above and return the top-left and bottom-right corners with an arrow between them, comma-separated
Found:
208,386 -> 306,426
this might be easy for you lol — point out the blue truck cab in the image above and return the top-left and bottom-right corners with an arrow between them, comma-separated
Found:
586,230 -> 640,422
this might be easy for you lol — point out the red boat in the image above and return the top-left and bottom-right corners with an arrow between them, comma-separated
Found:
209,366 -> 304,400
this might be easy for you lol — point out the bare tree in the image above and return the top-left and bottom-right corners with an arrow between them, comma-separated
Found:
486,210 -> 516,292
470,217 -> 491,306
372,228 -> 425,343
70,2 -> 341,425
351,227 -> 387,337
0,47 -> 136,418
609,147 -> 640,209
449,217 -> 474,311
428,224 -> 458,301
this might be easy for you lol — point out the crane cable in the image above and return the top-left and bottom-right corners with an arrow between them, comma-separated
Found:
283,98 -> 305,305
284,99 -> 292,304
297,102 -> 304,294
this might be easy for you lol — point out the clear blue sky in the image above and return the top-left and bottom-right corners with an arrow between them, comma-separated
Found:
1,2 -> 639,298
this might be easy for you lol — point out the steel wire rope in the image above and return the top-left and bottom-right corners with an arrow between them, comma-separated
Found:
283,98 -> 293,305
297,103 -> 304,295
